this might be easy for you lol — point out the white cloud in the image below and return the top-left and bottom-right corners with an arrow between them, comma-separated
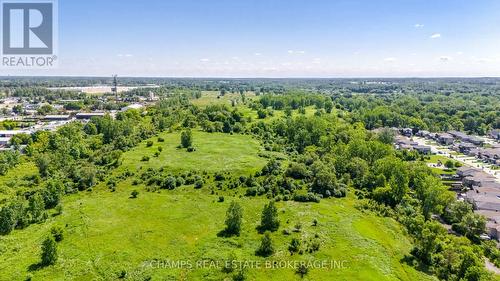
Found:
384,57 -> 397,62
456,51 -> 464,55
430,33 -> 441,39
287,50 -> 305,54
414,24 -> 424,28
200,58 -> 210,62
439,56 -> 452,62
254,53 -> 262,56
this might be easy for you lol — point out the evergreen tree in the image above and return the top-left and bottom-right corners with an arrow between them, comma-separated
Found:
181,130 -> 193,148
259,201 -> 279,232
224,201 -> 243,236
41,236 -> 58,266
256,232 -> 275,257
0,206 -> 15,235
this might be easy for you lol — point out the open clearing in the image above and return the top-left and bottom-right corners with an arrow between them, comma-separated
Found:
118,131 -> 268,175
0,131 -> 436,281
0,185 -> 436,281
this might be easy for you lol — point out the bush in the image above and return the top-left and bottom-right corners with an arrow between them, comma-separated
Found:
288,238 -> 301,254
146,140 -> 154,147
41,236 -> 58,266
256,232 -> 275,257
50,226 -> 64,242
194,180 -> 204,189
293,193 -> 321,203
162,176 -> 176,189
187,146 -> 196,152
141,156 -> 150,162
181,130 -> 193,148
296,264 -> 308,278
157,137 -> 165,142
218,196 -> 225,202
130,190 -> 139,198
232,270 -> 246,281
444,160 -> 455,169
286,163 -> 309,179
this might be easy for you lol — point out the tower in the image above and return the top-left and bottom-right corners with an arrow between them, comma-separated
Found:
112,75 -> 118,100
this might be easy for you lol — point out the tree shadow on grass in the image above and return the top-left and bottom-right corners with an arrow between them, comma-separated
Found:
28,262 -> 44,272
217,229 -> 239,238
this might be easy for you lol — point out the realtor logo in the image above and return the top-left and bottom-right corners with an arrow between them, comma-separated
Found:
1,0 -> 57,67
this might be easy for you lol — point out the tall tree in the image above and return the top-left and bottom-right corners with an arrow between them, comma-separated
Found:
41,236 -> 58,266
256,232 -> 275,257
224,201 -> 243,236
180,130 -> 193,148
259,201 -> 279,232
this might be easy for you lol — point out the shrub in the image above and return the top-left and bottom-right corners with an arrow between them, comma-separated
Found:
256,232 -> 275,257
41,236 -> 58,266
232,270 -> 246,281
181,130 -> 193,148
130,190 -> 139,198
141,156 -> 150,162
296,264 -> 309,278
162,176 -> 176,189
146,140 -> 154,147
288,238 -> 301,254
286,163 -> 309,179
157,137 -> 165,142
293,193 -> 321,203
50,226 -> 64,242
194,180 -> 204,189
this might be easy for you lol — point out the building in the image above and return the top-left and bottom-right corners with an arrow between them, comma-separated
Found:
394,136 -> 431,154
43,115 -> 71,121
478,148 -> 500,166
121,103 -> 144,111
449,130 -> 484,146
0,130 -> 32,147
400,128 -> 413,137
414,145 -> 431,154
0,130 -> 32,138
490,130 -> 500,141
75,112 -> 106,119
437,133 -> 454,145
457,142 -> 477,154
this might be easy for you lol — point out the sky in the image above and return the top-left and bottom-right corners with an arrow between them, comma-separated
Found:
4,0 -> 500,77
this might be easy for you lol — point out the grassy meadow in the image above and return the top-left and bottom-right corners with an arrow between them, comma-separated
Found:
0,125 -> 438,281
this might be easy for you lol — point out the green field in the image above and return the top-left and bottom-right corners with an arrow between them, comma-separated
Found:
0,183 -> 436,281
118,131 -> 268,175
0,130 -> 438,281
0,161 -> 38,203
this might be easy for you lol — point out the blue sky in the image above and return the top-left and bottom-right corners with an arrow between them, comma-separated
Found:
6,0 -> 500,77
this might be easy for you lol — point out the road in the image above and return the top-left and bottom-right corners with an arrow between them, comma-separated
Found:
412,136 -> 500,183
